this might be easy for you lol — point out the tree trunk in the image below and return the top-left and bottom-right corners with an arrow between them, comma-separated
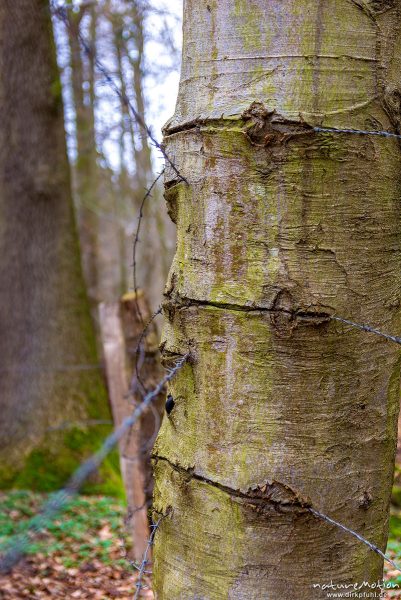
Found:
152,1 -> 401,597
0,0 -> 119,494
67,5 -> 99,305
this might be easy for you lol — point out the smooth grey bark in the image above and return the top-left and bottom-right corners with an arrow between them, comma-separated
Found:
152,1 -> 401,598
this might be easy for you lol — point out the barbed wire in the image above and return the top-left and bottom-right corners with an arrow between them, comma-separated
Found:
281,308 -> 401,348
118,508 -> 153,577
52,4 -> 171,553
132,171 -> 165,326
331,315 -> 401,346
121,305 -> 164,467
129,305 -> 163,397
134,514 -> 166,600
52,0 -> 173,382
308,507 -> 401,572
121,304 -> 163,452
121,400 -> 161,464
0,353 -> 189,575
314,126 -> 401,141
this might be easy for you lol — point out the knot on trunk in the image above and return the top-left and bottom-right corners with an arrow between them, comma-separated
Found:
242,101 -> 312,147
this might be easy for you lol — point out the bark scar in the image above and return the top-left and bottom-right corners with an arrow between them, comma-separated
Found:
152,454 -> 311,514
242,101 -> 314,147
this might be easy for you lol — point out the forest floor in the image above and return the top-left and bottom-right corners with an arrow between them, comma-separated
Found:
0,490 -> 401,599
0,492 -> 152,599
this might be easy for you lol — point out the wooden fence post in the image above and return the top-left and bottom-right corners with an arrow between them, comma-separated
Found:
99,300 -> 150,562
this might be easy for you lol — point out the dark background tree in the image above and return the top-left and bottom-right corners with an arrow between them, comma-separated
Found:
0,0 -> 119,493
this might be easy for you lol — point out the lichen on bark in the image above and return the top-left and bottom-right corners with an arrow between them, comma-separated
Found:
153,1 -> 401,598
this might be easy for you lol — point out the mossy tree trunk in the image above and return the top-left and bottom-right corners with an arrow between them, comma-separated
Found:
0,0 -> 119,494
152,1 -> 401,597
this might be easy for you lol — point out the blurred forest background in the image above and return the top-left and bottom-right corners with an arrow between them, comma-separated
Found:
55,0 -> 180,310
55,0 -> 181,310
0,1 -> 183,596
0,0 -> 182,492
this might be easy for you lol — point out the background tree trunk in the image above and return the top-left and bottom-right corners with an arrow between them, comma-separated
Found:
67,4 -> 100,306
0,0 -> 119,494
119,0 -> 175,312
153,1 -> 401,597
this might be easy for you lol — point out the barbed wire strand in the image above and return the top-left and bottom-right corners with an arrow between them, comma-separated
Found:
308,508 -> 401,572
121,401 -> 161,464
57,0 -> 168,462
134,515 -> 166,600
51,2 -> 183,340
314,126 -> 401,141
121,306 -> 164,461
118,507 -> 153,576
130,305 -> 163,398
132,171 -> 165,326
137,401 -> 161,456
53,0 -> 170,380
331,315 -> 401,346
274,308 -> 401,348
0,354 -> 189,575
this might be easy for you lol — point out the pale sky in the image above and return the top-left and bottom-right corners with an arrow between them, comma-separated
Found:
146,0 -> 182,144
145,0 -> 183,169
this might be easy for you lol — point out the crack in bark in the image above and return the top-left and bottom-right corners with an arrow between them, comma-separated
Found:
163,102 -> 315,143
351,0 -> 396,15
152,454 -> 311,514
163,295 -> 333,324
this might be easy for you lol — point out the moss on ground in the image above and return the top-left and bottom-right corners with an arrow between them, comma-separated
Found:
0,425 -> 123,498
